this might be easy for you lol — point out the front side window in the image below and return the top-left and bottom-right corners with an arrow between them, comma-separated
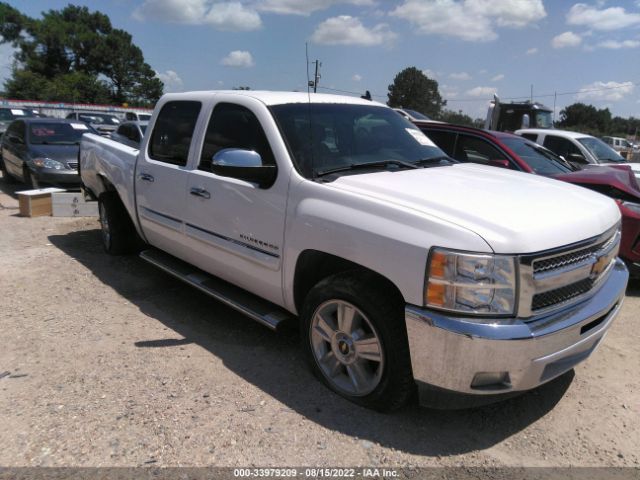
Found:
149,101 -> 201,166
199,103 -> 275,171
543,135 -> 582,160
270,103 -> 448,178
454,134 -> 508,165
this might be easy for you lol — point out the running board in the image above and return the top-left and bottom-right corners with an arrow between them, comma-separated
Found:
139,249 -> 293,331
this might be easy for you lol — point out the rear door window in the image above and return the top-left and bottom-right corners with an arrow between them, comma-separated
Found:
454,134 -> 508,165
422,129 -> 457,156
149,101 -> 201,166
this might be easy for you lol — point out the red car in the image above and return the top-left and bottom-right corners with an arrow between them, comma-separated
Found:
414,121 -> 640,277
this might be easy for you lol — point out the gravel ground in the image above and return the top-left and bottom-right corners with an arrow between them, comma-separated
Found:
0,176 -> 639,468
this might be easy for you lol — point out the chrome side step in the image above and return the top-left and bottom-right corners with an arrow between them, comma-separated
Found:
139,249 -> 293,331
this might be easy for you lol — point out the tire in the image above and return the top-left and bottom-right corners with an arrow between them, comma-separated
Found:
98,192 -> 142,255
0,158 -> 17,184
24,168 -> 39,189
301,270 -> 415,412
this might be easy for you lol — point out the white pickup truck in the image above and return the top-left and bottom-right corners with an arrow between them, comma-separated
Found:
80,91 -> 628,411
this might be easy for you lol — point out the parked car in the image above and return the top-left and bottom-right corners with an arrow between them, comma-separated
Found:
0,107 -> 37,138
1,118 -> 95,188
110,121 -> 148,148
602,136 -> 634,159
66,111 -> 120,137
393,108 -> 432,122
515,129 -> 640,181
80,90 -> 627,411
415,122 -> 640,277
124,111 -> 152,122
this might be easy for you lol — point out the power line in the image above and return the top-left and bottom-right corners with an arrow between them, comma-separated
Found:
319,80 -> 638,104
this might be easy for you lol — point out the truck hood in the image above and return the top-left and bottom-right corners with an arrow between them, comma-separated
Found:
330,163 -> 620,254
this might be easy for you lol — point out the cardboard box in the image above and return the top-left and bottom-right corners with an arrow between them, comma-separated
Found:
51,192 -> 98,217
17,188 -> 66,217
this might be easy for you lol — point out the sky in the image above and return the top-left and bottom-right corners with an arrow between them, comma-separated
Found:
1,0 -> 640,119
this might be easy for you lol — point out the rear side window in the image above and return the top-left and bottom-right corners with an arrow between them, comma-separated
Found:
422,129 -> 457,156
520,133 -> 538,142
149,101 -> 201,166
454,134 -> 508,165
199,103 -> 275,171
543,135 -> 581,159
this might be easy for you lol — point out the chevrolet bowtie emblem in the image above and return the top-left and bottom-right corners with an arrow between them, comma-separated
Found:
591,255 -> 609,278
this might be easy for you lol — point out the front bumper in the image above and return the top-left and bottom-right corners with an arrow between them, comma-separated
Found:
35,168 -> 80,187
405,258 -> 628,407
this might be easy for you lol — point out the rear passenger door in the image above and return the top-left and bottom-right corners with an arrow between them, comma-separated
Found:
135,100 -> 203,257
182,98 -> 288,305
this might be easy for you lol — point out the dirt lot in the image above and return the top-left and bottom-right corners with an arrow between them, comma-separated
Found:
0,176 -> 639,469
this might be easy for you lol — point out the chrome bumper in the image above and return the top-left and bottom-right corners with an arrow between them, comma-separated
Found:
405,258 -> 628,405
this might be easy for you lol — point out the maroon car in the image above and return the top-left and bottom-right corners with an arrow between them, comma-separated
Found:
414,121 -> 640,277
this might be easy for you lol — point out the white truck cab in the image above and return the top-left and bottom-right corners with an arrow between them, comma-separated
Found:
80,91 -> 628,411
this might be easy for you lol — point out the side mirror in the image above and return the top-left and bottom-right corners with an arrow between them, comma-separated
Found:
568,152 -> 588,164
210,148 -> 276,188
521,114 -> 530,129
488,159 -> 510,169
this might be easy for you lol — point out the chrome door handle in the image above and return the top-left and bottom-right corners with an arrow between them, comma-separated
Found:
138,173 -> 154,182
190,187 -> 211,199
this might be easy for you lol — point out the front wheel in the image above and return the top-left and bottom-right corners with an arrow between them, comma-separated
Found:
0,159 -> 17,184
301,271 -> 414,412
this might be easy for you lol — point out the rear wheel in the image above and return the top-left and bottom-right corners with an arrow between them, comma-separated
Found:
98,192 -> 142,255
301,271 -> 414,412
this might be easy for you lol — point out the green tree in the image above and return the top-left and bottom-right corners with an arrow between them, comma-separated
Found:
387,67 -> 446,118
558,103 -> 611,135
0,2 -> 163,105
438,109 -> 474,126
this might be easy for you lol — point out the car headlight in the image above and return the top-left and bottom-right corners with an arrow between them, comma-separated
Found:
621,201 -> 640,215
33,157 -> 64,170
425,248 -> 517,316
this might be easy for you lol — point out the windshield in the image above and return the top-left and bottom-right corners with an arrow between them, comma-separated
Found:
270,103 -> 448,178
0,108 -> 37,121
78,113 -> 120,125
535,111 -> 553,128
501,137 -> 572,175
28,122 -> 92,144
578,137 -> 625,163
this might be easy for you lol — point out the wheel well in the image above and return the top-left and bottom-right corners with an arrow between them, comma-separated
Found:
293,250 -> 405,313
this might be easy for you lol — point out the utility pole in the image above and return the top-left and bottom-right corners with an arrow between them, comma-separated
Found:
310,60 -> 321,93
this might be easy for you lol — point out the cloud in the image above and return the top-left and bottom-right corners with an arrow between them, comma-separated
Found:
156,70 -> 184,92
133,0 -> 262,31
0,43 -> 16,85
596,39 -> 640,49
465,86 -> 498,97
422,69 -> 439,79
256,0 -> 375,16
310,16 -> 397,46
390,0 -> 546,42
441,84 -> 459,98
221,50 -> 255,68
352,74 -> 362,82
526,47 -> 538,54
552,31 -> 582,48
491,74 -> 505,81
449,72 -> 471,81
576,80 -> 634,102
567,3 -> 640,31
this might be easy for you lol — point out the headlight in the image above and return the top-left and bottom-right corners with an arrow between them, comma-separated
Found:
621,201 -> 640,215
33,157 -> 64,170
425,248 -> 517,316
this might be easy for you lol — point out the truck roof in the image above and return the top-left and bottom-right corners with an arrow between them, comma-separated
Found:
160,90 -> 384,107
516,128 -> 591,140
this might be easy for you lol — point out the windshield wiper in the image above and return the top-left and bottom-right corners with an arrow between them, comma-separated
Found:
316,159 -> 418,177
414,155 -> 456,165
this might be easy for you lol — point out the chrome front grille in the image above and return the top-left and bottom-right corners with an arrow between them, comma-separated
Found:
518,225 -> 620,318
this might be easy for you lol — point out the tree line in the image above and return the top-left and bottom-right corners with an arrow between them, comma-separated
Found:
0,2 -> 162,107
386,67 -> 639,138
